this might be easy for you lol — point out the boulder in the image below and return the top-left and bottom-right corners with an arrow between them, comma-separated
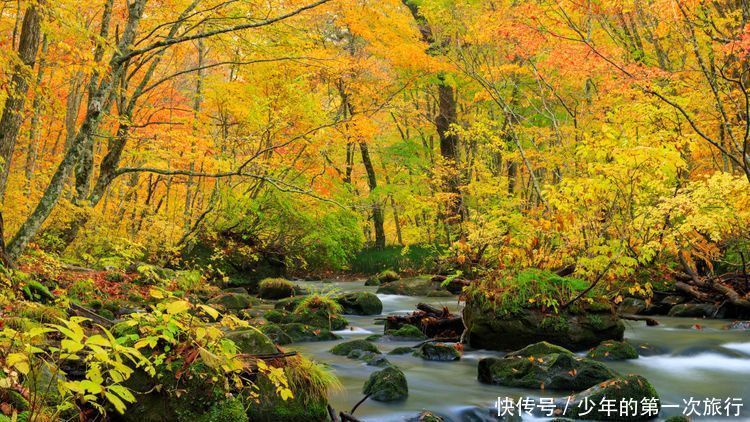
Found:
378,270 -> 400,283
330,339 -> 381,356
207,293 -> 257,311
478,343 -> 618,391
506,341 -> 573,358
377,279 -> 438,296
617,298 -> 647,314
668,303 -> 720,318
274,296 -> 306,311
408,411 -> 446,422
416,343 -> 461,361
347,350 -> 391,367
225,329 -> 278,354
222,287 -> 248,294
362,366 -> 408,402
260,323 -> 340,345
263,308 -> 348,331
336,292 -> 383,315
365,270 -> 400,286
587,340 -> 638,361
385,324 -> 427,341
556,375 -> 660,420
388,346 -> 414,355
257,278 -> 295,300
463,305 -> 625,352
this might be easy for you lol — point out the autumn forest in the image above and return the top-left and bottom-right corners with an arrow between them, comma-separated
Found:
1,0 -> 749,421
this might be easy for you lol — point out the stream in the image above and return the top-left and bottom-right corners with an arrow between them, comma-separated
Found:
285,279 -> 750,421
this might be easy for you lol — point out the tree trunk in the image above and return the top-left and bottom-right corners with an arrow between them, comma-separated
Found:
7,0 -> 148,260
24,35 -> 48,192
0,1 -> 44,200
359,142 -> 386,249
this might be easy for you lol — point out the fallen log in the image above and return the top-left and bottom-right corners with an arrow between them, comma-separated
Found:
385,303 -> 464,338
69,302 -> 115,327
340,413 -> 362,422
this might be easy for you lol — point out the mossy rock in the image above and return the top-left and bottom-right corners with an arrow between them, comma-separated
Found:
207,292 -> 257,311
559,375 -> 660,420
365,334 -> 383,342
379,270 -> 400,283
246,358 -> 331,422
274,296 -> 306,311
336,292 -> 383,315
330,339 -> 380,356
386,324 -> 427,340
617,297 -> 647,314
225,329 -> 278,354
410,411 -> 445,422
294,307 -> 348,331
347,350 -> 392,367
363,366 -> 408,402
264,308 -> 348,331
664,417 -> 690,422
416,343 -> 461,361
478,352 -> 618,391
427,290 -> 453,297
364,276 -> 381,286
260,323 -> 340,344
587,340 -> 639,361
463,304 -> 624,352
505,341 -> 574,358
258,278 -> 295,300
668,303 -> 720,318
388,346 -> 415,355
377,278 -> 436,296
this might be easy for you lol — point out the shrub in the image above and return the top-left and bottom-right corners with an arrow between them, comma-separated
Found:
465,269 -> 590,315
258,278 -> 295,299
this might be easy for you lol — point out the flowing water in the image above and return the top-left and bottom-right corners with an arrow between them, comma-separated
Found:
286,279 -> 750,421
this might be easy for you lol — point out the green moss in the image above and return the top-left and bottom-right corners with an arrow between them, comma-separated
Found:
258,278 -> 295,300
540,315 -> 570,332
330,339 -> 380,356
388,347 -> 415,355
260,323 -> 340,344
362,366 -> 408,402
336,292 -> 383,315
467,269 -> 590,315
378,270 -> 400,283
386,324 -> 427,340
226,328 -> 278,354
247,357 -> 337,422
587,341 -> 638,361
192,398 -> 248,422
478,353 -> 617,391
207,292 -> 257,311
587,314 -> 606,330
416,343 -> 461,361
506,341 -> 574,358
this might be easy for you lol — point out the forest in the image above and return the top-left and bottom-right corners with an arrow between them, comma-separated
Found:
0,0 -> 749,421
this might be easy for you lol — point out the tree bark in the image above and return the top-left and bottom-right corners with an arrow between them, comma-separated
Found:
7,0 -> 148,260
24,35 -> 48,192
359,142 -> 386,249
0,1 -> 44,200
